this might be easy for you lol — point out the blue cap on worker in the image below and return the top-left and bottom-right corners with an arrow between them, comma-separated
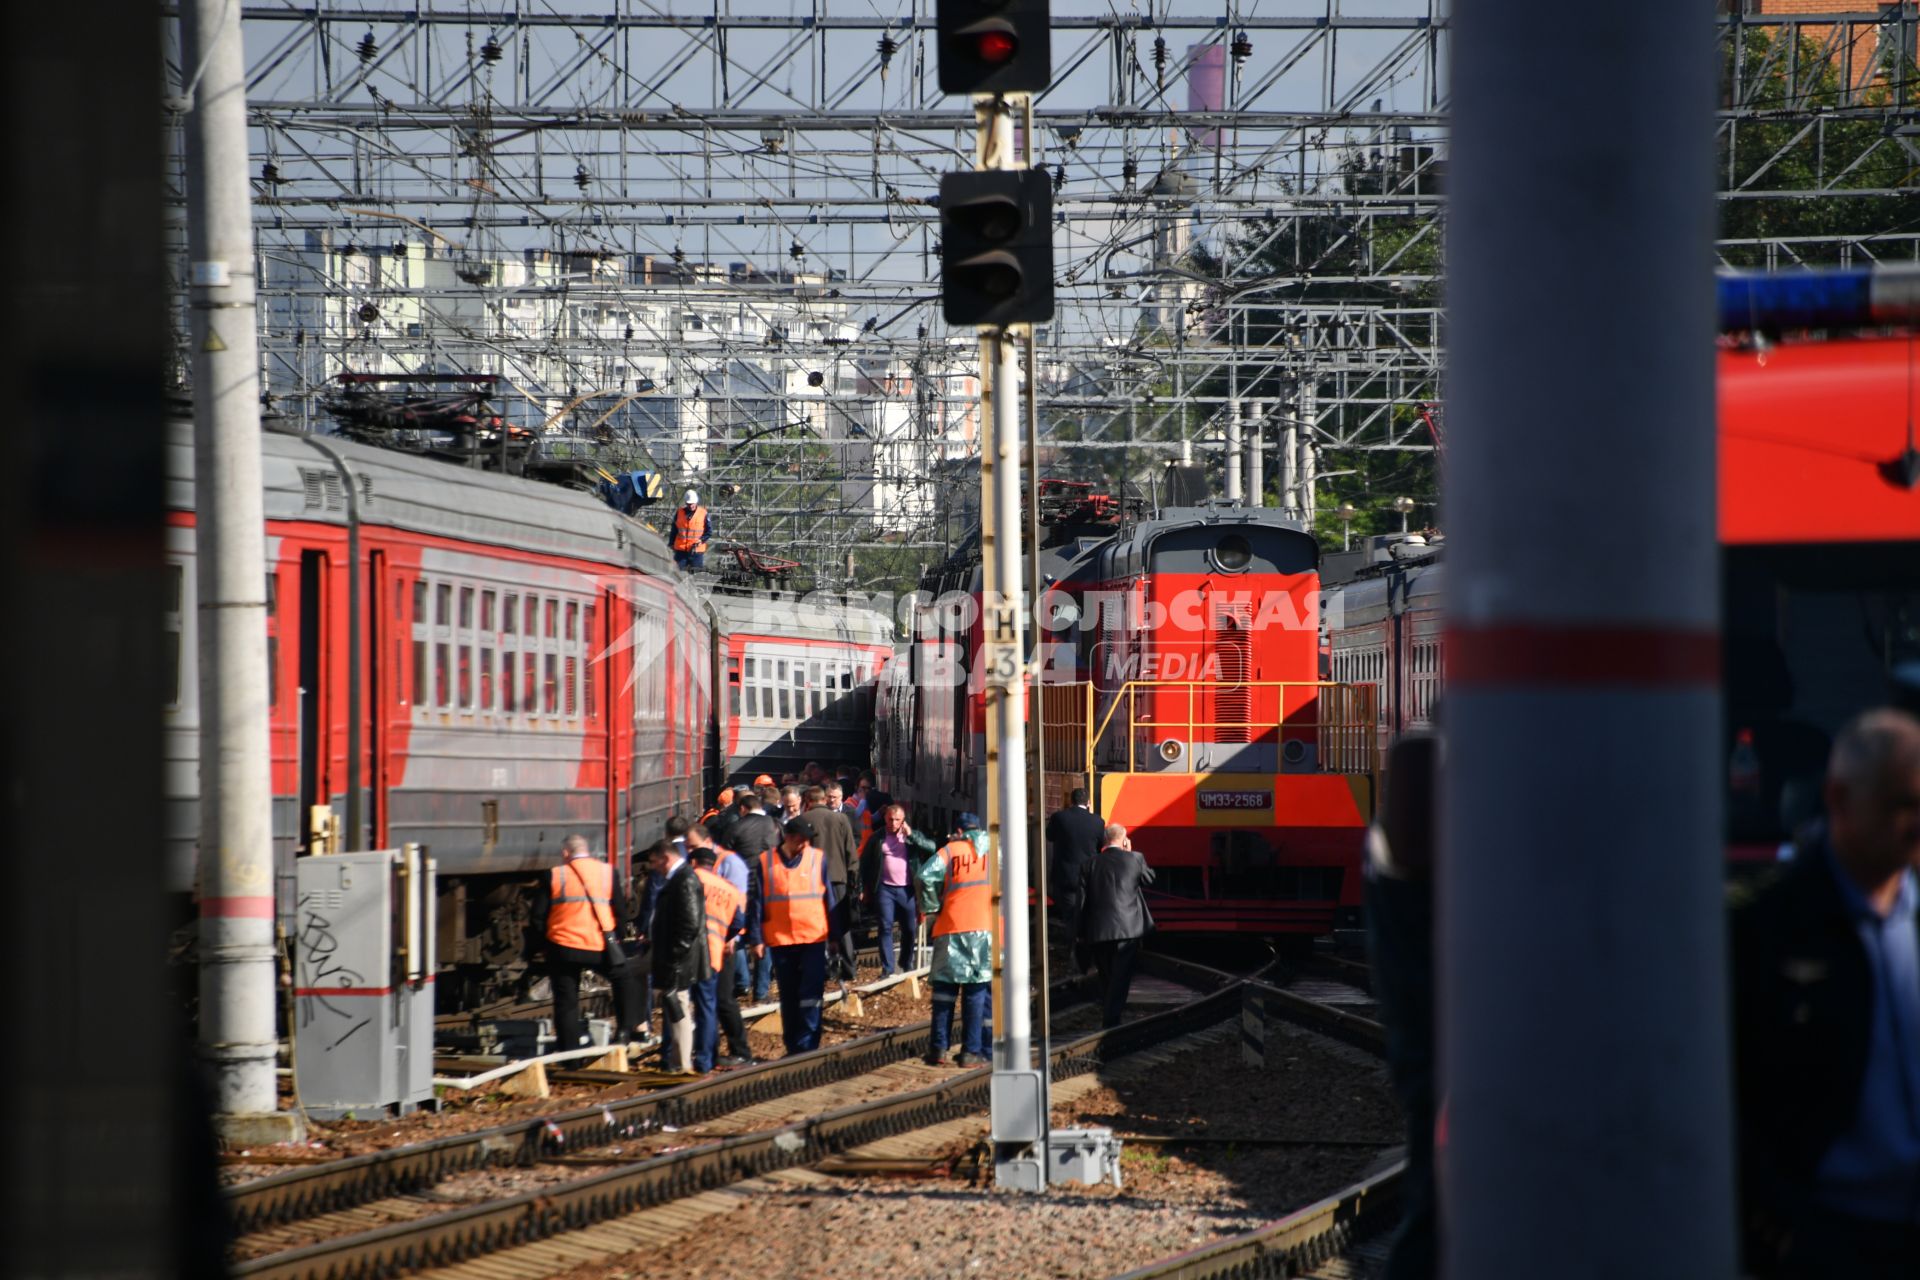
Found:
956,812 -> 981,832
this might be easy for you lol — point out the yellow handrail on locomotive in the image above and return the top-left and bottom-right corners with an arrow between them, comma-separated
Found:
1085,680 -> 1380,777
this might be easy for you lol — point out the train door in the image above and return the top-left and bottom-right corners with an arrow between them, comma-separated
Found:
296,548 -> 330,853
603,585 -> 632,875
370,549 -> 394,847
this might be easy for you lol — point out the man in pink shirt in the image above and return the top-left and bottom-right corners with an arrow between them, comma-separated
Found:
857,802 -> 939,977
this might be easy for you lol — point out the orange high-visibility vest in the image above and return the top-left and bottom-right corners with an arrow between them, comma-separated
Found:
548,858 -> 615,952
759,846 -> 829,945
672,505 -> 709,553
933,838 -> 992,937
694,866 -> 745,974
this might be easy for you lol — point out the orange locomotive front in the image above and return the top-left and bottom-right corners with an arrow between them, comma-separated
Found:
1052,506 -> 1376,934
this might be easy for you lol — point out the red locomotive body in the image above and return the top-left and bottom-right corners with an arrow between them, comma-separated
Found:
1323,323 -> 1920,866
878,501 -> 1377,936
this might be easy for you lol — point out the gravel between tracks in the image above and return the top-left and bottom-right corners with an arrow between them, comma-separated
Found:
535,1015 -> 1404,1280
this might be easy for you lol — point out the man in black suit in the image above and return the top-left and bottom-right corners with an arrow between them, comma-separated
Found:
725,793 -> 782,1002
1076,823 -> 1155,1028
1732,708 -> 1920,1279
1046,788 -> 1105,958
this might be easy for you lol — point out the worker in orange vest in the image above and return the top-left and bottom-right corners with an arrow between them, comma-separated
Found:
687,840 -> 753,1071
747,814 -> 840,1054
530,834 -> 646,1054
916,813 -> 993,1067
670,488 -> 713,571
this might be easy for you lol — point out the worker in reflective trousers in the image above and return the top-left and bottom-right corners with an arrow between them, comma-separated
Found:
670,488 -> 712,572
689,843 -> 753,1071
748,814 -> 839,1054
918,813 -> 993,1067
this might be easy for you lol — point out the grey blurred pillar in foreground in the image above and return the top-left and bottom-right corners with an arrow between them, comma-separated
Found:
1443,1 -> 1735,1275
3,4 -> 208,1275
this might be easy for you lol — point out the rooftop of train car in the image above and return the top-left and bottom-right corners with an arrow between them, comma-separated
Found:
166,417 -> 675,575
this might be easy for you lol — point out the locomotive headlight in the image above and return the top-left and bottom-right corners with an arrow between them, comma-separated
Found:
1159,739 -> 1183,762
1215,534 -> 1253,571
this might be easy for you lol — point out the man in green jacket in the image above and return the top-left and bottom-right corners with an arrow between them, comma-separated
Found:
917,813 -> 993,1067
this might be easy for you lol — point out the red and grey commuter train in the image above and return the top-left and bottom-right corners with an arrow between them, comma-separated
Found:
1324,305 -> 1920,860
876,492 -> 1377,935
164,421 -> 891,999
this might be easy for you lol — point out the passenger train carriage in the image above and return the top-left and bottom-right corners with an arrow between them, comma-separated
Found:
164,420 -> 891,1002
877,497 -> 1378,936
1323,283 -> 1920,861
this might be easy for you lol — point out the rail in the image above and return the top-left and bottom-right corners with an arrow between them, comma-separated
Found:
1084,680 -> 1378,777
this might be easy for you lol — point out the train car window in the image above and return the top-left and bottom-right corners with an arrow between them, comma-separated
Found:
458,643 -> 473,711
745,683 -> 759,720
504,593 -> 518,634
502,649 -> 517,713
413,640 -> 426,711
479,647 -> 495,710
523,653 -> 538,716
481,591 -> 495,632
544,653 -> 559,715
525,596 -> 538,636
459,586 -> 474,630
729,657 -> 741,718
435,642 -> 450,708
779,686 -> 791,721
583,605 -> 595,650
545,599 -> 558,639
414,579 -> 425,625
566,656 -> 578,717
566,602 -> 578,643
436,583 -> 452,630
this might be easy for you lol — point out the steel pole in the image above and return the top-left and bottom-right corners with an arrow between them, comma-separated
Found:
974,95 -> 1043,1191
181,0 -> 296,1137
1445,1 -> 1732,1274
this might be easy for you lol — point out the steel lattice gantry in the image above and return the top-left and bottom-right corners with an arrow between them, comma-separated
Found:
158,2 -> 1920,580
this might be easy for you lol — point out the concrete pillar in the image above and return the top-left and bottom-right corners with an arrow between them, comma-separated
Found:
1445,0 -> 1732,1274
182,0 -> 302,1142
1225,403 -> 1243,503
1281,422 -> 1298,519
1244,401 -> 1259,506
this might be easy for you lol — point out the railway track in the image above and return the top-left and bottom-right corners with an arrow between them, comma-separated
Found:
232,966 -> 1241,1280
1103,952 -> 1403,1280
1105,1163 -> 1407,1280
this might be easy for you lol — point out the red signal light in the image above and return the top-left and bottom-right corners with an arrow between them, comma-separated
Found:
973,30 -> 1018,64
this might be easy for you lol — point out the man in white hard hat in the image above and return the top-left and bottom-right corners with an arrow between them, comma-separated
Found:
670,487 -> 713,571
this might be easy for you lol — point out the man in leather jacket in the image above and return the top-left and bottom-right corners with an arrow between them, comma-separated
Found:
650,835 -> 710,1073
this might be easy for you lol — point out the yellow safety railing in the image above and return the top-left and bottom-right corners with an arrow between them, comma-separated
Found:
1085,680 -> 1379,777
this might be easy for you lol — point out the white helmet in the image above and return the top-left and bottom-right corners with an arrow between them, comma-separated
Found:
684,489 -> 699,506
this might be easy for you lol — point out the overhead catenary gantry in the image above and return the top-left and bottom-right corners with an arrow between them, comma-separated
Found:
159,3 -> 1920,584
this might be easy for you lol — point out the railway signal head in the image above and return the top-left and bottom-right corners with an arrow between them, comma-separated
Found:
937,0 -> 1051,95
939,169 -> 1054,327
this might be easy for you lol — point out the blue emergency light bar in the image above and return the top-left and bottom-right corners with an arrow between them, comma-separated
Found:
1718,264 -> 1920,333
